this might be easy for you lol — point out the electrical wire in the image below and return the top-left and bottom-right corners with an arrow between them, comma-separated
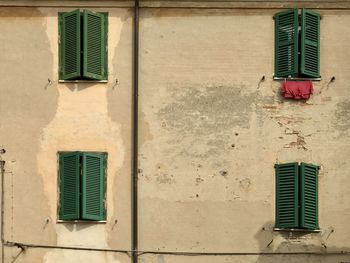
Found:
3,241 -> 350,257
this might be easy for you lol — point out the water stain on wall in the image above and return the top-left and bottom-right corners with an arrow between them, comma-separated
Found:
333,100 -> 350,132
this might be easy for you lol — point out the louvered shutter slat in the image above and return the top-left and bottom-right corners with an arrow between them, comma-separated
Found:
59,9 -> 81,80
300,163 -> 319,229
301,9 -> 320,78
82,153 -> 106,220
275,162 -> 299,228
83,10 -> 107,80
59,152 -> 80,220
275,9 -> 299,77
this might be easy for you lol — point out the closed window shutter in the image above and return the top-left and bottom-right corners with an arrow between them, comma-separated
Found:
82,153 -> 106,220
275,9 -> 299,77
59,9 -> 81,80
59,152 -> 80,220
300,163 -> 319,229
275,163 -> 299,228
83,10 -> 107,80
301,9 -> 320,78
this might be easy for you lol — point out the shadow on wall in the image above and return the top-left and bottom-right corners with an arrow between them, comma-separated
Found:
61,222 -> 98,232
255,221 -> 350,263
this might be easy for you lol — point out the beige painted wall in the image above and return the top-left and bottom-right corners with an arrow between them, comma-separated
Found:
0,2 -> 349,263
0,6 -> 133,263
138,7 -> 350,263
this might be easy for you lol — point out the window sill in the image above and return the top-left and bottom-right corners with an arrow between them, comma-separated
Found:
58,80 -> 108,83
57,220 -> 107,224
274,227 -> 320,233
273,77 -> 321,81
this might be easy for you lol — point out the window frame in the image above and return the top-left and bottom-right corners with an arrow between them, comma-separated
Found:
274,162 -> 319,231
57,151 -> 107,222
274,8 -> 321,80
58,10 -> 108,82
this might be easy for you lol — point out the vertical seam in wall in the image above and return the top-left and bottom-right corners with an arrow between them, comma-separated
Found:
132,0 -> 139,263
1,161 -> 5,263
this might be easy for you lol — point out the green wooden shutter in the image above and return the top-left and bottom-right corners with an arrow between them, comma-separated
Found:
59,9 -> 81,80
82,152 -> 106,220
300,163 -> 319,229
275,9 -> 299,77
301,9 -> 320,78
275,162 -> 299,228
83,10 -> 107,80
59,152 -> 80,220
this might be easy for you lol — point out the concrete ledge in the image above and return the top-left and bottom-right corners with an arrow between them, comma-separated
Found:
57,220 -> 107,223
1,0 -> 350,9
274,227 -> 321,233
58,80 -> 109,83
0,1 -> 134,7
273,77 -> 322,81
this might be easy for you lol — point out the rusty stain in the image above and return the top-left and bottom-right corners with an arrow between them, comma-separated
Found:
284,134 -> 308,151
261,104 -> 281,110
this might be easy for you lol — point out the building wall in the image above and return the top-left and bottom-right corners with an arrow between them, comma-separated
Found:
0,5 -> 133,263
0,1 -> 350,262
138,7 -> 350,262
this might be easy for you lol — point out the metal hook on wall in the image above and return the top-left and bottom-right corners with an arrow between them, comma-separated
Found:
45,78 -> 53,89
112,78 -> 119,90
326,76 -> 336,90
257,75 -> 265,89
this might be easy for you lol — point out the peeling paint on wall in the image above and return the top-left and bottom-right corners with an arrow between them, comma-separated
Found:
2,5 -> 350,263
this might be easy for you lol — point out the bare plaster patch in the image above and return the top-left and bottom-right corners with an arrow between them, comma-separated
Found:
38,9 -> 127,263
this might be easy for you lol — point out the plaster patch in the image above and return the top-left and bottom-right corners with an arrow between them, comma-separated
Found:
38,83 -> 124,248
38,9 -> 126,262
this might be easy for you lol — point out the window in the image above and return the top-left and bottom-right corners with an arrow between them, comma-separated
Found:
59,9 -> 108,81
58,152 -> 107,221
274,9 -> 320,78
275,162 -> 319,230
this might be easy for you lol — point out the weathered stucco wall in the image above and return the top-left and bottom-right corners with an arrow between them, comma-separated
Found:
0,2 -> 349,263
0,6 -> 133,263
138,7 -> 350,263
